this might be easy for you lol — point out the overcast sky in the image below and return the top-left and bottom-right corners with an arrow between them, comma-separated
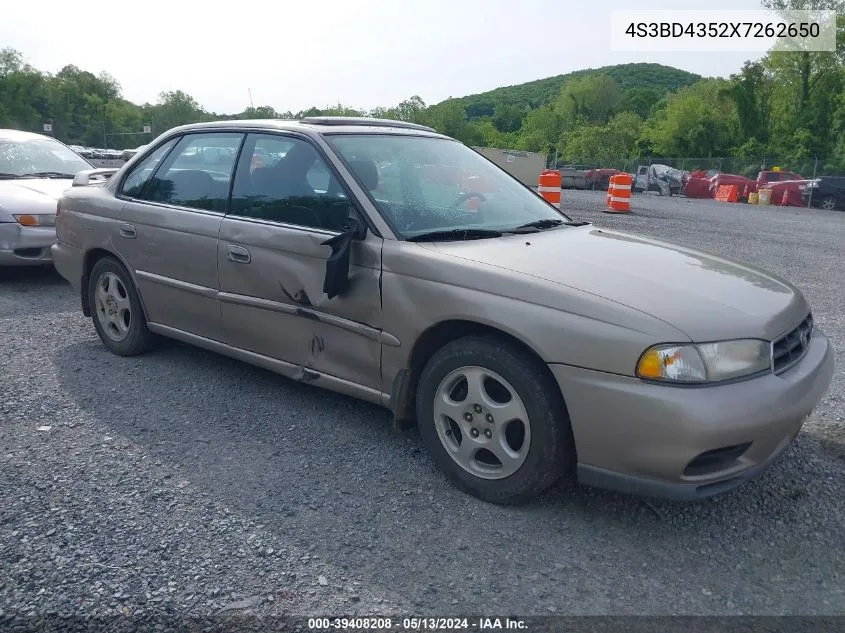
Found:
2,0 -> 767,114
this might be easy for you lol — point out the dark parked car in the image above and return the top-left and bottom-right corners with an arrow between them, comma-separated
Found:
801,177 -> 845,211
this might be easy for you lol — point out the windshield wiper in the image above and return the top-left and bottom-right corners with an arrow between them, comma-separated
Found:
406,228 -> 504,242
0,173 -> 24,179
509,218 -> 590,233
17,171 -> 77,179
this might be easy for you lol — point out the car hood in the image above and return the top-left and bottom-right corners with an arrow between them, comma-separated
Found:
416,225 -> 808,342
0,178 -> 72,221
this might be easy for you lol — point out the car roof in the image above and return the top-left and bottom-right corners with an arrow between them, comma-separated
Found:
0,129 -> 61,142
163,117 -> 451,140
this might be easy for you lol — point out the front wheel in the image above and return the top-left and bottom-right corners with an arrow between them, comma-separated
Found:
820,196 -> 837,211
88,256 -> 158,356
415,336 -> 574,504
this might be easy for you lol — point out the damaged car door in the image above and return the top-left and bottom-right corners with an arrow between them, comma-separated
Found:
218,132 -> 383,390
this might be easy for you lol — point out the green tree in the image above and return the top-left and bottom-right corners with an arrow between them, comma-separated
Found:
472,120 -> 519,148
516,106 -> 562,152
619,87 -> 661,119
492,104 -> 524,133
555,74 -> 621,126
394,96 -> 426,122
726,61 -> 773,146
423,101 -> 481,145
0,47 -> 26,77
150,90 -> 207,134
641,79 -> 740,156
761,0 -> 845,156
560,112 -> 643,164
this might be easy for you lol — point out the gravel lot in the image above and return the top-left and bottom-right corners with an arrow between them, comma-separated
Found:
1,190 -> 843,620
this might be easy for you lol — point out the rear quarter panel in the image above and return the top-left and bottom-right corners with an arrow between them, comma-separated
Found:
56,185 -> 138,303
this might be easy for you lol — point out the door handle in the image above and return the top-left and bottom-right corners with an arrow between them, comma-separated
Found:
119,224 -> 136,239
225,244 -> 251,264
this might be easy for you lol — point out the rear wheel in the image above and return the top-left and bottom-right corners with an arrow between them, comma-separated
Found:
820,196 -> 837,211
88,257 -> 157,356
416,336 -> 573,504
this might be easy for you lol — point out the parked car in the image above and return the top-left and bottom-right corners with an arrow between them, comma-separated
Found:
69,144 -> 94,159
583,168 -> 621,190
559,167 -> 586,190
801,176 -> 845,211
753,169 -> 804,192
121,145 -> 147,161
52,117 -> 834,504
759,179 -> 815,207
633,164 -> 683,195
0,129 -> 95,265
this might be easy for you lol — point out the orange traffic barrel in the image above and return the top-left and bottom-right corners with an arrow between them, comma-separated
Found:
538,169 -> 562,209
606,173 -> 632,213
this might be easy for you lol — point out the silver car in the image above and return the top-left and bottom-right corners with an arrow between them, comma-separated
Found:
52,117 -> 835,504
0,129 -> 93,266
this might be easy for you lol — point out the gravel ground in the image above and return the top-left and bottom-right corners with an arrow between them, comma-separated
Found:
1,191 -> 843,621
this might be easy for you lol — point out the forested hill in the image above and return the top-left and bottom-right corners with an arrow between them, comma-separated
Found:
3,44 -> 844,173
441,63 -> 703,119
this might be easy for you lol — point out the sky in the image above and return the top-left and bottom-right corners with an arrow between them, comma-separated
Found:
0,0 -> 768,115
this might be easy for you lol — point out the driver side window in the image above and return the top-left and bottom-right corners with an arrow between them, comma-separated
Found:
229,134 -> 351,232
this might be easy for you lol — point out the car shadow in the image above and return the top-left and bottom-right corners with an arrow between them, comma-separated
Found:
0,264 -> 66,287
0,265 -> 76,318
51,336 -> 842,609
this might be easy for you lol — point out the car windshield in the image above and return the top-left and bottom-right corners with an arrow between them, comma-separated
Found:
326,134 -> 569,239
0,136 -> 91,178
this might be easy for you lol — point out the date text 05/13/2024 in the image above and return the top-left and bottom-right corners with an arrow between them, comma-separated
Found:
307,617 -> 528,630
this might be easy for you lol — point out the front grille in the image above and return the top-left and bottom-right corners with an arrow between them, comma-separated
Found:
772,313 -> 813,374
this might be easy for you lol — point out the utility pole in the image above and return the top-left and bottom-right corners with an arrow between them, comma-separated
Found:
248,88 -> 254,109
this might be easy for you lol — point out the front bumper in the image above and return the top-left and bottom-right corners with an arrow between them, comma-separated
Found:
0,222 -> 56,266
550,330 -> 835,500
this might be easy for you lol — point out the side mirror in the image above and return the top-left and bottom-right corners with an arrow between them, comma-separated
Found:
321,208 -> 368,300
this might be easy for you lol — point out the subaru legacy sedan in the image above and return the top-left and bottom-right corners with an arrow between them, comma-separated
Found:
1,129 -> 94,265
52,117 -> 834,504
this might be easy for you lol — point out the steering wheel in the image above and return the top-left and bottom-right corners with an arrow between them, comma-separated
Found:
450,191 -> 487,210
448,191 -> 488,225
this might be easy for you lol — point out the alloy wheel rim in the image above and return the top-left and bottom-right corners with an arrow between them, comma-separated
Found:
433,365 -> 531,480
94,272 -> 131,342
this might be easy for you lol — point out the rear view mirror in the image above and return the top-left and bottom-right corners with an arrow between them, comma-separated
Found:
321,209 -> 368,299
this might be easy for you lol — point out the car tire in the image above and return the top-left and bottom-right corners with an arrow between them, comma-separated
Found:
820,196 -> 837,211
415,335 -> 574,504
88,257 -> 157,356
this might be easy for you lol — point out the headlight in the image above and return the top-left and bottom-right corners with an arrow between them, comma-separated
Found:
13,214 -> 56,227
637,339 -> 771,384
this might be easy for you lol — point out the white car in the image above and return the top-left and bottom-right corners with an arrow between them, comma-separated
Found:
0,129 -> 94,266
121,145 -> 147,161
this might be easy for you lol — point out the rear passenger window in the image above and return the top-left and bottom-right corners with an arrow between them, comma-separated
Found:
120,139 -> 177,198
141,133 -> 243,212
